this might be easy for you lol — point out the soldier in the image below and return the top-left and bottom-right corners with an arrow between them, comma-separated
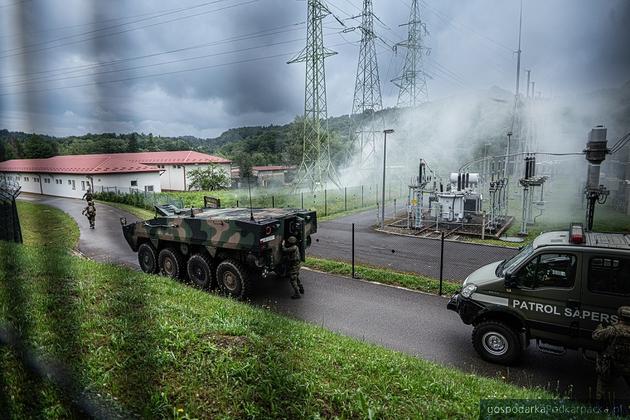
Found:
82,187 -> 93,202
282,236 -> 304,299
82,200 -> 96,229
592,306 -> 630,401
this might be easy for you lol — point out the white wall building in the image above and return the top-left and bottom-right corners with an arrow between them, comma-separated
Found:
0,151 -> 232,199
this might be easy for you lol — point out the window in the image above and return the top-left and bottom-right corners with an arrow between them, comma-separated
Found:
71,180 -> 76,190
130,180 -> 138,187
145,185 -> 154,192
24,177 -> 29,182
81,181 -> 86,190
44,178 -> 51,184
16,176 -> 20,181
34,177 -> 39,182
589,256 -> 630,296
56,179 -> 62,185
68,180 -> 72,185
515,253 -> 577,289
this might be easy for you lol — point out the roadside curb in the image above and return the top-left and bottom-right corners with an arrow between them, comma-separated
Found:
301,266 -> 452,299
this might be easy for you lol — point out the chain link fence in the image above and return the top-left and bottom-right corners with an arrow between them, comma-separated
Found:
309,204 -> 518,293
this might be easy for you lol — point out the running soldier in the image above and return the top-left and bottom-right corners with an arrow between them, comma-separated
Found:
282,236 -> 304,299
82,187 -> 93,202
82,201 -> 96,229
592,306 -> 630,401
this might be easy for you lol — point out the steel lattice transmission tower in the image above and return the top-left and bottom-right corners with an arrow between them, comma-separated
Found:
351,0 -> 383,162
392,0 -> 429,107
289,0 -> 341,191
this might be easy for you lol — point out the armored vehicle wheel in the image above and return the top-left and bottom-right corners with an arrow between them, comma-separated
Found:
472,321 -> 522,365
187,253 -> 214,289
138,243 -> 158,274
158,247 -> 184,279
216,259 -> 250,300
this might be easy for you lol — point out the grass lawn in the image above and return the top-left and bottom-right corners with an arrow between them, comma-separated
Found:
305,257 -> 461,296
95,200 -> 155,220
16,201 -> 79,249
0,243 -> 553,418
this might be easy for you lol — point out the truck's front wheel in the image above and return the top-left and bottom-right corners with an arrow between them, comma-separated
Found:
216,259 -> 250,300
472,321 -> 522,365
138,243 -> 158,274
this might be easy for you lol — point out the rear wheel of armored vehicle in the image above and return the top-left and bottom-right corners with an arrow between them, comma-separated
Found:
472,321 -> 522,365
138,243 -> 158,274
216,259 -> 250,300
187,253 -> 214,289
158,247 -> 184,279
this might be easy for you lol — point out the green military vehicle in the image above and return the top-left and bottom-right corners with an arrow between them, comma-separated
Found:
120,199 -> 316,300
448,223 -> 629,365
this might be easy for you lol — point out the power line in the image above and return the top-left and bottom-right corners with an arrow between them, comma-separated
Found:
0,38 -> 307,91
0,22 -> 306,86
0,0 -> 257,59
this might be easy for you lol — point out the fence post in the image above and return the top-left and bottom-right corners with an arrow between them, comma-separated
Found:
439,231 -> 445,296
301,192 -> 304,208
344,187 -> 347,211
393,198 -> 396,219
481,211 -> 486,240
324,189 -> 327,216
272,195 -> 275,208
351,223 -> 355,278
236,199 -> 239,207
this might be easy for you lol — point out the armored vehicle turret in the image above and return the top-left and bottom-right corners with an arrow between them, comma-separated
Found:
121,199 -> 316,300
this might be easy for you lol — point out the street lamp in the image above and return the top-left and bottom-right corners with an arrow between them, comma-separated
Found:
381,129 -> 394,229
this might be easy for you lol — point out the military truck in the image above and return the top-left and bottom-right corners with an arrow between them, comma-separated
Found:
120,201 -> 316,299
448,223 -> 629,365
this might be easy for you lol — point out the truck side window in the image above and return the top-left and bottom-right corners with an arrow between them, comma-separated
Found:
588,257 -> 630,296
515,253 -> 576,289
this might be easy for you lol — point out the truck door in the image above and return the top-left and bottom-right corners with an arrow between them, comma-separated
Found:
578,252 -> 630,349
509,251 -> 582,347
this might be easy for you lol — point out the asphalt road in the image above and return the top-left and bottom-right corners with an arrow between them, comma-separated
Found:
18,194 -> 630,401
310,206 -> 517,282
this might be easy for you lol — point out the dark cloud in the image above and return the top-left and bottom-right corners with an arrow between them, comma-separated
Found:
0,0 -> 629,137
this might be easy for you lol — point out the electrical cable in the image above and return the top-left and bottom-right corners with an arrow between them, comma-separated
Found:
0,0 -> 258,59
0,23 -> 306,86
0,39 -> 355,98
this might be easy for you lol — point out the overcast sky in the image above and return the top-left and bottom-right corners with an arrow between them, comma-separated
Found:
0,0 -> 628,138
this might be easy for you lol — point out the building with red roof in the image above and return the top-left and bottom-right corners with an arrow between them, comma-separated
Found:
0,151 -> 232,198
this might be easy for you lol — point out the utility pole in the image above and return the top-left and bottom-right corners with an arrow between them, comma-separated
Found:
531,81 -> 535,99
351,0 -> 383,164
289,0 -> 341,191
525,69 -> 531,99
514,0 -> 523,97
392,0 -> 429,107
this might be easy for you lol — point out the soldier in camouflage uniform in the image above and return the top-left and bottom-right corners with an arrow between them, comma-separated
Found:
592,306 -> 630,401
82,200 -> 96,229
82,188 -> 93,202
283,236 -> 304,299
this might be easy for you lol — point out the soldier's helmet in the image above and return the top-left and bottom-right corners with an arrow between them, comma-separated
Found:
618,306 -> 630,323
287,236 -> 297,245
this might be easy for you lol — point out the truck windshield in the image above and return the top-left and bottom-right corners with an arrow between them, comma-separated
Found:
496,244 -> 534,277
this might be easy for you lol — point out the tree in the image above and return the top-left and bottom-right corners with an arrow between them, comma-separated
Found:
187,165 -> 231,191
23,135 -> 57,159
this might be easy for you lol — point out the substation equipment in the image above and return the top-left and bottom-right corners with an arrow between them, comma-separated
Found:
518,154 -> 547,235
405,159 -> 512,237
583,125 -> 610,231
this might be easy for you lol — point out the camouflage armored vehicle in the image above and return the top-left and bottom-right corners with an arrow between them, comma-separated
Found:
120,201 -> 316,299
